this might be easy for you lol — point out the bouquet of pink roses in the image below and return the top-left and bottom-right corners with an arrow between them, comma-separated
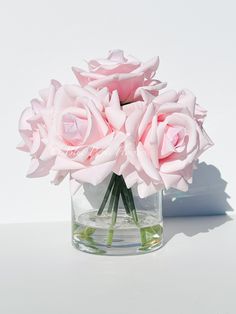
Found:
18,50 -> 213,254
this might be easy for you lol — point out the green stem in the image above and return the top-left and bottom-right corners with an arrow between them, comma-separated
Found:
106,178 -> 121,246
97,173 -> 116,216
97,173 -> 141,247
120,176 -> 139,224
107,176 -> 119,213
112,183 -> 121,224
107,228 -> 114,247
140,228 -> 147,246
127,188 -> 139,223
120,188 -> 131,215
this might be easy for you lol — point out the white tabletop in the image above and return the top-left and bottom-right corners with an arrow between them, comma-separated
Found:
1,214 -> 235,314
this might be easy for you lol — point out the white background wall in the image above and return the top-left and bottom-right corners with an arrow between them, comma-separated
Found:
0,0 -> 235,223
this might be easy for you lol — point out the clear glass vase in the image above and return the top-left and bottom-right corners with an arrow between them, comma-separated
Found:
71,173 -> 163,255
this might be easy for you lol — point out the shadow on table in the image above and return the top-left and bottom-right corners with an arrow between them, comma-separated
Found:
163,162 -> 234,244
163,214 -> 233,244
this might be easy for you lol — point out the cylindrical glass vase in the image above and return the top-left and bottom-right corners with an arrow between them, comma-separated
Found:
71,173 -> 163,255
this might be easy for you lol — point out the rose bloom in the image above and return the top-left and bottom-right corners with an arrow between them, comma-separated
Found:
17,80 -> 61,177
44,85 -> 126,190
116,89 -> 213,198
72,49 -> 166,104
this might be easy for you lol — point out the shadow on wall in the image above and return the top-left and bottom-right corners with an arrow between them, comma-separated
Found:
163,162 -> 233,217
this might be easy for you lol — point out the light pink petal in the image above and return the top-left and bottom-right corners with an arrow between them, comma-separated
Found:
37,124 -> 48,139
107,49 -> 126,63
73,147 -> 91,162
31,99 -> 45,114
159,126 -> 185,159
157,103 -> 190,116
92,133 -> 114,149
78,105 -> 98,145
121,163 -> 140,188
132,56 -> 159,79
88,72 -> 145,103
39,88 -> 50,102
61,112 -> 88,146
113,151 -> 129,176
105,107 -> 126,130
137,142 -> 161,181
46,80 -> 61,108
85,100 -> 109,136
88,50 -> 140,75
125,108 -> 144,136
54,87 -> 74,111
52,170 -> 68,185
160,172 -> 188,191
122,101 -> 145,116
64,84 -> 105,112
26,157 -> 55,178
138,102 -> 155,138
46,83 -> 56,108
178,89 -> 196,116
135,88 -> 156,103
137,181 -> 160,198
38,79 -> 60,104
51,79 -> 61,90
165,113 -> 197,153
160,148 -> 197,174
72,160 -> 116,185
96,87 -> 110,107
195,104 -> 207,124
16,141 -> 29,152
180,164 -> 194,184
53,156 -> 85,171
91,132 -> 126,166
196,125 -> 214,157
154,90 -> 178,106
19,130 -> 33,152
40,144 -> 57,161
149,116 -> 159,168
125,138 -> 141,171
39,79 -> 60,104
110,90 -> 121,110
19,107 -> 34,131
71,67 -> 91,86
30,131 -> 42,156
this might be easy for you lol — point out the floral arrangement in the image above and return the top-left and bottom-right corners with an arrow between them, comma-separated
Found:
18,50 -> 213,249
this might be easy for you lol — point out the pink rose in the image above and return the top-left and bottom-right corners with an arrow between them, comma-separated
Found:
48,85 -> 126,188
72,50 -> 166,104
17,80 -> 61,177
118,89 -> 213,197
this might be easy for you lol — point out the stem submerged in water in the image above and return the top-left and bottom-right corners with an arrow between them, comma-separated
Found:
97,173 -> 116,215
97,173 -> 139,247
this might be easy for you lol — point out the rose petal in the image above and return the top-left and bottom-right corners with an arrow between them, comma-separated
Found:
132,56 -> 159,79
154,90 -> 178,106
26,157 -> 55,178
53,156 -> 85,171
137,142 -> 161,181
160,172 -> 188,191
178,89 -> 196,116
72,160 -> 116,185
91,132 -> 126,165
52,170 -> 68,185
138,102 -> 155,139
105,107 -> 126,130
71,67 -> 91,86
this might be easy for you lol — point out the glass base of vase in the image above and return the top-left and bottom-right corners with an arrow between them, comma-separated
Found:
72,210 -> 163,256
